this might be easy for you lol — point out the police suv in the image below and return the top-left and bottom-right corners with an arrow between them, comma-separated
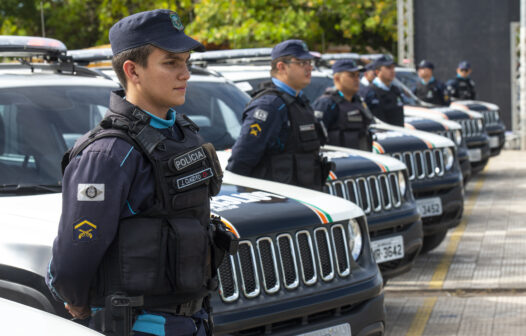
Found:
0,37 -> 385,335
393,67 -> 498,175
203,49 -> 463,254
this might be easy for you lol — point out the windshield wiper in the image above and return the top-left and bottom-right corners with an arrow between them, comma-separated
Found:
0,184 -> 62,194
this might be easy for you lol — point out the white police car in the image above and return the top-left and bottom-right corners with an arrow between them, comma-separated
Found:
0,37 -> 385,335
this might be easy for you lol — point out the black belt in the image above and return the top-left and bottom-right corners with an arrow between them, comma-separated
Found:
149,297 -> 204,317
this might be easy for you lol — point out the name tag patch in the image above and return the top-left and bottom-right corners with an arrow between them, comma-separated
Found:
253,109 -> 269,122
177,168 -> 214,190
299,124 -> 315,132
77,184 -> 104,201
172,147 -> 206,171
347,110 -> 362,122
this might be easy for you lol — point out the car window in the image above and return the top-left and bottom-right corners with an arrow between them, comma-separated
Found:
395,71 -> 419,92
0,86 -> 112,187
178,81 -> 250,150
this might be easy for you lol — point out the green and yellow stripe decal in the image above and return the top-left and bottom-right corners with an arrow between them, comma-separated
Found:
295,199 -> 333,224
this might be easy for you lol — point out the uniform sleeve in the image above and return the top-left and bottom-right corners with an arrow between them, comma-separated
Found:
46,142 -> 135,306
226,97 -> 287,175
438,81 -> 451,106
445,79 -> 457,98
312,96 -> 338,130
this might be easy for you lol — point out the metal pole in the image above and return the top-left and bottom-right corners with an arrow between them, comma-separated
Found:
40,1 -> 46,37
520,0 -> 526,149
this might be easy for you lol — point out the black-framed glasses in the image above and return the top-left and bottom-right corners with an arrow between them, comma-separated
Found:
284,59 -> 314,68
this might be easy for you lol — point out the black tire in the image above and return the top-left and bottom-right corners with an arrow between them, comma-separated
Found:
421,230 -> 448,254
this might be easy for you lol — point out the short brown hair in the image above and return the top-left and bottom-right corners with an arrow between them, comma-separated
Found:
112,44 -> 154,90
270,55 -> 294,76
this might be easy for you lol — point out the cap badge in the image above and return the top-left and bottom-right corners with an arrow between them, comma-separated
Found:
301,41 -> 308,52
170,12 -> 184,31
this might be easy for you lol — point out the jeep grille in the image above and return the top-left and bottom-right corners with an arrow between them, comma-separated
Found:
217,222 -> 353,302
458,119 -> 483,137
481,110 -> 499,126
325,172 -> 403,214
392,150 -> 444,181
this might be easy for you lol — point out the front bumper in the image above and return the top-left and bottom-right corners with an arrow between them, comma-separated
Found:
367,205 -> 423,280
465,134 -> 490,174
213,272 -> 385,335
486,124 -> 506,157
412,174 -> 464,236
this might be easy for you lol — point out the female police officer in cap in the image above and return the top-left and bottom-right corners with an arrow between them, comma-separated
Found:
47,9 -> 225,336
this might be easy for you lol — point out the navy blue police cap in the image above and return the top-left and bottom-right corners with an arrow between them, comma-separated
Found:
417,60 -> 434,70
271,39 -> 313,60
458,60 -> 471,70
364,62 -> 376,71
332,59 -> 364,74
373,55 -> 395,69
109,9 -> 205,55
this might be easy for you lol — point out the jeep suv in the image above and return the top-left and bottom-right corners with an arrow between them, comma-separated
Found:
0,37 -> 385,335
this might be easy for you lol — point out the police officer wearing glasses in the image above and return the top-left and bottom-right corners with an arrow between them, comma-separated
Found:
446,60 -> 476,100
361,55 -> 405,126
312,59 -> 373,151
46,9 -> 230,336
414,60 -> 450,106
226,39 -> 331,190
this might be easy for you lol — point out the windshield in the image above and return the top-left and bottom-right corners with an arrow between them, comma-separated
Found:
391,78 -> 425,106
395,70 -> 419,92
0,86 -> 113,190
177,80 -> 251,150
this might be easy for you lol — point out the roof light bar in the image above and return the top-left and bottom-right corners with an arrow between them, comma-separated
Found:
0,35 -> 67,57
190,48 -> 272,62
67,48 -> 113,63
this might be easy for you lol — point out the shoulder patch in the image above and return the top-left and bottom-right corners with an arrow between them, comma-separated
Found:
249,123 -> 262,137
78,184 -> 104,201
74,219 -> 98,242
253,109 -> 269,122
314,110 -> 324,119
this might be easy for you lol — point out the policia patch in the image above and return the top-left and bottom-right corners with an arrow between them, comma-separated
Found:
170,147 -> 206,171
73,219 -> 98,242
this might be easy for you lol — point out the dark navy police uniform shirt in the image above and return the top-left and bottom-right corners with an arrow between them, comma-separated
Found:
226,78 -> 301,175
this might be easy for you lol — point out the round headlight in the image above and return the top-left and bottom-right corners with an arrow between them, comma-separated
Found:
348,219 -> 363,261
443,147 -> 454,170
398,170 -> 407,196
454,130 -> 462,145
477,119 -> 484,131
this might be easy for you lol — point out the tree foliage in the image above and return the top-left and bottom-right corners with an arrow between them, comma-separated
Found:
0,0 -> 397,53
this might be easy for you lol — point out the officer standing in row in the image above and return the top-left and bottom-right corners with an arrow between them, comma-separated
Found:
361,55 -> 405,126
358,62 -> 376,97
446,60 -> 476,100
414,59 -> 450,106
47,9 -> 228,336
312,59 -> 373,151
226,39 -> 331,190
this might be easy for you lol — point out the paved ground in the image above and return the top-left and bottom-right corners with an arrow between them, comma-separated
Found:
384,150 -> 526,336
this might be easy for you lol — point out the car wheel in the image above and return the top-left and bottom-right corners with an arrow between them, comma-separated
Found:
421,230 -> 448,254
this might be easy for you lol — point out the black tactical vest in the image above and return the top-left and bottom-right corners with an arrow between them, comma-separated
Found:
454,78 -> 476,100
63,93 -> 223,308
320,88 -> 373,151
249,87 -> 327,190
415,80 -> 445,106
370,84 -> 405,126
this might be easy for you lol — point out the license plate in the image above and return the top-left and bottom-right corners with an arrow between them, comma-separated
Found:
298,323 -> 351,336
416,197 -> 443,218
468,148 -> 482,162
489,136 -> 499,148
370,235 -> 404,264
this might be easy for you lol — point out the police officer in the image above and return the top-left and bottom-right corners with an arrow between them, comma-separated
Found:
362,55 -> 405,126
226,39 -> 330,190
358,62 -> 376,97
414,60 -> 450,106
446,60 -> 476,100
312,59 -> 373,151
46,9 -> 228,336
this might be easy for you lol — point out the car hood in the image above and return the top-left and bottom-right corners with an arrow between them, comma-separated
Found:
450,100 -> 499,112
405,105 -> 482,121
321,145 -> 406,178
404,109 -> 462,132
370,120 -> 455,154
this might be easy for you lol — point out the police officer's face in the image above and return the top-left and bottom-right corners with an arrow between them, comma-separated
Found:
282,58 -> 313,91
377,64 -> 395,85
336,71 -> 360,96
132,48 -> 191,109
417,67 -> 432,80
457,68 -> 471,78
